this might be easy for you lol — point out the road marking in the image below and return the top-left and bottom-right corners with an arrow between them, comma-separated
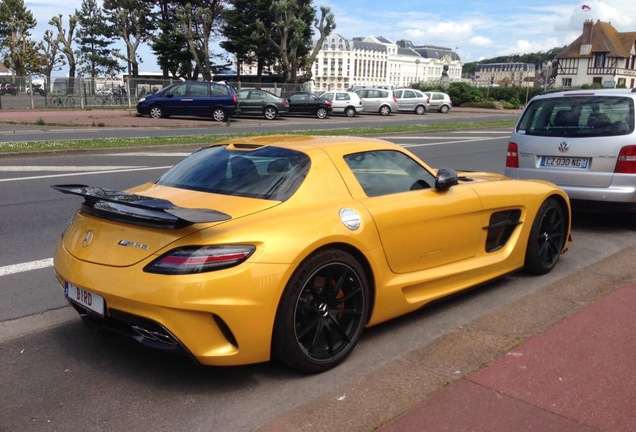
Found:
0,166 -> 144,172
398,136 -> 508,148
100,152 -> 192,157
1,258 -> 54,277
0,165 -> 172,183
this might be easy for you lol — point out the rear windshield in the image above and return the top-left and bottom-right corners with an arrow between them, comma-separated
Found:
517,95 -> 635,137
157,145 -> 310,201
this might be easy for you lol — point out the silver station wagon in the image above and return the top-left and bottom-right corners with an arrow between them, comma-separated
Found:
505,89 -> 636,211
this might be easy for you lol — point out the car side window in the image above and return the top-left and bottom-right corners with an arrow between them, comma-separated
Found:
187,83 -> 208,97
170,83 -> 187,97
403,90 -> 415,99
336,93 -> 349,101
211,85 -> 229,97
344,150 -> 436,197
393,90 -> 403,98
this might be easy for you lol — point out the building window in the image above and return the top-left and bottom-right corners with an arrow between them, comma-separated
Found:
561,78 -> 572,87
593,53 -> 606,68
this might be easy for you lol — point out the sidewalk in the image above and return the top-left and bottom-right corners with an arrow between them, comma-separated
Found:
379,283 -> 636,432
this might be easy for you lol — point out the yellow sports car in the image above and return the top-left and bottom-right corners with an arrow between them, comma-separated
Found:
53,135 -> 571,373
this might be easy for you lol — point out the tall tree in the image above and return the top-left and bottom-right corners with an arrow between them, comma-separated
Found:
103,0 -> 157,78
49,14 -> 78,91
75,0 -> 122,81
0,0 -> 37,77
39,29 -> 66,91
173,0 -> 225,81
221,0 -> 277,85
256,0 -> 334,84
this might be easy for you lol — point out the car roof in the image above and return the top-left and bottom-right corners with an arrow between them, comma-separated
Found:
534,88 -> 636,99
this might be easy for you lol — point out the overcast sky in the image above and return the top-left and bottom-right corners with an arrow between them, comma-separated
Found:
25,0 -> 636,74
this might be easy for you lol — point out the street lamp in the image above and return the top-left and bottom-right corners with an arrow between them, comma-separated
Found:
415,59 -> 420,84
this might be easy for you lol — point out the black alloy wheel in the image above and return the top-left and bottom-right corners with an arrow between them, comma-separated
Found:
524,198 -> 566,275
273,249 -> 369,373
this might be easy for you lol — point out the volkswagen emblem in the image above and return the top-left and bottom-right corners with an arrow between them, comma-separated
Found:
81,230 -> 94,248
558,141 -> 569,153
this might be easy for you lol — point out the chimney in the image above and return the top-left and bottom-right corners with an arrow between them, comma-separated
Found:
580,19 -> 593,56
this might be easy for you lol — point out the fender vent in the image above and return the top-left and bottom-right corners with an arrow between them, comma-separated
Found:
484,210 -> 522,252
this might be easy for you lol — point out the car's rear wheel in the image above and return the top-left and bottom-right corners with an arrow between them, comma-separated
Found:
316,107 -> 328,119
149,105 -> 164,119
264,106 -> 278,120
439,105 -> 450,114
524,198 -> 566,275
212,107 -> 227,122
379,105 -> 391,116
415,105 -> 426,115
272,249 -> 369,373
345,107 -> 356,117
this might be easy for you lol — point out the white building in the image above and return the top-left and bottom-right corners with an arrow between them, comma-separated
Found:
311,35 -> 462,92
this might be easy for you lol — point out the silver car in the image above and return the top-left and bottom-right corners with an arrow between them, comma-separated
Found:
319,91 -> 364,117
393,88 -> 430,114
505,89 -> 636,211
424,91 -> 452,113
353,88 -> 399,116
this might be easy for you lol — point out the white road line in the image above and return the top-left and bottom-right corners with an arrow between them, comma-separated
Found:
0,166 -> 144,172
1,258 -> 54,277
0,165 -> 172,183
100,152 -> 192,157
401,136 -> 506,148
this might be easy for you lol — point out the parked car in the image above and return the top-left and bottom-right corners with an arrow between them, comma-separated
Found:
237,89 -> 289,120
319,91 -> 364,117
285,92 -> 332,118
393,88 -> 430,114
53,135 -> 570,373
136,81 -> 238,122
505,88 -> 636,212
353,88 -> 399,116
424,91 -> 452,113
0,83 -> 17,96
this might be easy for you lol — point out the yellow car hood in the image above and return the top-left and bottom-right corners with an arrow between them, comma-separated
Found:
59,183 -> 279,267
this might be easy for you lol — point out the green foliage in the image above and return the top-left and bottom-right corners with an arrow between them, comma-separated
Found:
75,0 -> 122,78
0,0 -> 39,75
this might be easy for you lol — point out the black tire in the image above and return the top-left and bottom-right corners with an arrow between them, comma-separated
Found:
272,249 -> 369,373
264,106 -> 278,120
49,95 -> 61,106
415,105 -> 426,115
524,198 -> 566,275
212,107 -> 227,122
379,105 -> 391,116
344,107 -> 356,117
316,107 -> 328,119
65,96 -> 76,108
439,105 -> 450,114
149,105 -> 164,119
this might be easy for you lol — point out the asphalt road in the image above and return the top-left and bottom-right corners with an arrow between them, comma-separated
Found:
1,126 -> 634,431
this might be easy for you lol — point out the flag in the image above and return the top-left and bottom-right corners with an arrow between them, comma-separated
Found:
581,4 -> 591,11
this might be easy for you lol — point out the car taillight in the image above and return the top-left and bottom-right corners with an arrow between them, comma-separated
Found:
232,92 -> 237,104
325,99 -> 332,106
144,245 -> 255,275
392,96 -> 398,103
506,142 -> 519,168
283,99 -> 289,107
615,145 -> 636,174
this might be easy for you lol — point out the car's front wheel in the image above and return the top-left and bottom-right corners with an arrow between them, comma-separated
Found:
415,105 -> 426,115
524,198 -> 567,275
149,105 -> 164,119
272,249 -> 369,373
439,105 -> 450,114
212,107 -> 227,122
344,107 -> 356,117
379,105 -> 391,116
316,107 -> 328,119
264,106 -> 278,120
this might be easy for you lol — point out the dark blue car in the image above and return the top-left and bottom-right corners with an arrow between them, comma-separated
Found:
137,81 -> 238,122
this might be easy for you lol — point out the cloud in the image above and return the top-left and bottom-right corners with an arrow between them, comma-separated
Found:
469,36 -> 492,47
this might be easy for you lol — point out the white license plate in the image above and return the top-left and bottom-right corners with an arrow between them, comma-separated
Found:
65,282 -> 105,316
541,156 -> 590,169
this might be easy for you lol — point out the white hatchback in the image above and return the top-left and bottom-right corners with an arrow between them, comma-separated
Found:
319,91 -> 364,117
505,89 -> 636,211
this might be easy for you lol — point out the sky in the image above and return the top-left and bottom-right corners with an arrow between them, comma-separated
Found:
24,0 -> 636,75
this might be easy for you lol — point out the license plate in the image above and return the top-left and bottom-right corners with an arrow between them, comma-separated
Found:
540,156 -> 590,169
65,282 -> 105,316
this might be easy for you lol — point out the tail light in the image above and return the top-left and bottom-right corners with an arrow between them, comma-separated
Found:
232,91 -> 237,104
615,145 -> 636,174
283,99 -> 289,107
144,245 -> 255,275
324,99 -> 332,106
506,142 -> 519,168
392,96 -> 398,103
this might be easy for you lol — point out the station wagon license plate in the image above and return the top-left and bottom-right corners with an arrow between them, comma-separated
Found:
540,156 -> 590,169
65,281 -> 105,316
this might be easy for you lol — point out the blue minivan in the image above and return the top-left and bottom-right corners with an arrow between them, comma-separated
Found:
137,81 -> 238,122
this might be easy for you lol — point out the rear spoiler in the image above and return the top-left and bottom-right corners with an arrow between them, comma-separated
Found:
52,184 -> 231,230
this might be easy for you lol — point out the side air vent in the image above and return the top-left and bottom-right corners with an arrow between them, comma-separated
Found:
484,210 -> 522,252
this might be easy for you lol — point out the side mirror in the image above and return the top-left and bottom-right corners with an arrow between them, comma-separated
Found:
165,93 -> 173,98
435,167 -> 458,191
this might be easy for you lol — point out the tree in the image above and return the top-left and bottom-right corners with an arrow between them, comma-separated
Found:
49,14 -> 78,92
75,0 -> 122,81
39,29 -> 66,92
173,0 -> 225,81
0,0 -> 38,77
256,0 -> 334,84
103,0 -> 157,78
221,0 -> 278,85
